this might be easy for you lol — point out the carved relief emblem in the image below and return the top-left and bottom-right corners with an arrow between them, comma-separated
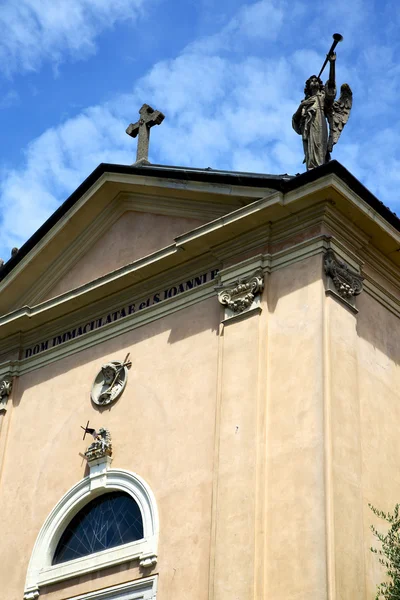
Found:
91,353 -> 131,406
324,249 -> 363,299
218,269 -> 264,315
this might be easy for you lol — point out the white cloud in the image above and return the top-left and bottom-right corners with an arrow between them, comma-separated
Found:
226,0 -> 285,40
188,0 -> 285,56
0,0 -> 400,260
0,0 -> 146,75
0,105 -> 135,253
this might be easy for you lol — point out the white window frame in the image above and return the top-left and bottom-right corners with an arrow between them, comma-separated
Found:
24,468 -> 159,600
67,576 -> 157,600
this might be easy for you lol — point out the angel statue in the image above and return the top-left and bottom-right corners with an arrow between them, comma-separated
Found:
292,49 -> 352,170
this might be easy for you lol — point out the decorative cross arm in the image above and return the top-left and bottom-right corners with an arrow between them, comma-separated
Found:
126,103 -> 165,164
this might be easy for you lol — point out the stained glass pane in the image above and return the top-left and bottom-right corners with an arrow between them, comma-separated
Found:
53,491 -> 144,564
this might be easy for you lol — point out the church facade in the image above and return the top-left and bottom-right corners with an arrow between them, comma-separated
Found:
0,159 -> 399,600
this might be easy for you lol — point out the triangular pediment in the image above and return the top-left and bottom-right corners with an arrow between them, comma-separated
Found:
36,209 -> 206,304
0,164 -> 277,314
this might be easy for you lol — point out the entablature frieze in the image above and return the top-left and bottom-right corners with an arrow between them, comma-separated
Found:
2,169 -> 400,319
1,193 -> 400,374
1,237 -> 400,375
4,259 -> 220,376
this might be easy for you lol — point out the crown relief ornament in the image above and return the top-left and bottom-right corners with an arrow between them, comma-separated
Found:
84,427 -> 112,462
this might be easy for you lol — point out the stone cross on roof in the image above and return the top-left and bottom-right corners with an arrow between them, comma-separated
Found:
126,103 -> 165,165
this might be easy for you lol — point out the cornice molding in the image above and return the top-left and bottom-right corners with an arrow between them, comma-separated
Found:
1,189 -> 400,373
2,172 -> 272,312
0,242 -> 181,337
210,223 -> 271,262
5,177 -> 400,330
0,194 -> 286,340
362,275 -> 400,320
320,202 -> 371,251
3,165 -> 400,320
174,191 -> 285,249
0,173 -> 110,296
1,229 -> 400,373
217,254 -> 264,283
20,255 -> 218,346
120,192 -> 242,220
103,170 -> 277,199
20,196 -> 121,306
22,190 -> 243,307
328,175 -> 400,243
8,269 -> 219,377
269,201 -> 332,242
268,234 -> 330,271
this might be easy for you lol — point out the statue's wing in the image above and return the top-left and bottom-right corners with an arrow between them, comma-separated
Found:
327,83 -> 353,153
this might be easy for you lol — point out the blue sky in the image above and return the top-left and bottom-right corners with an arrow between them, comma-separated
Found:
0,0 -> 398,260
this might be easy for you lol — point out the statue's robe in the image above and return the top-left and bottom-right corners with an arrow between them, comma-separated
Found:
292,85 -> 336,170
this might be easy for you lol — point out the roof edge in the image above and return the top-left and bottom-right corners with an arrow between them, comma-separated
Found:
1,159 -> 399,281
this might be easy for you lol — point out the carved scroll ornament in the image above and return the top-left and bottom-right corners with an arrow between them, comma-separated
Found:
218,270 -> 264,314
324,249 -> 363,299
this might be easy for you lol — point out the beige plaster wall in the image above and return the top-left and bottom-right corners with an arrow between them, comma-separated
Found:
1,252 -> 331,600
2,248 -> 400,600
0,297 -> 219,600
355,292 -> 400,599
44,211 -> 204,301
318,279 -> 400,600
264,255 -> 328,600
324,293 -> 366,599
211,309 -> 265,600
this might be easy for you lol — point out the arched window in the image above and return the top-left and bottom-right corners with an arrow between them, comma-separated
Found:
53,491 -> 144,564
24,469 -> 159,600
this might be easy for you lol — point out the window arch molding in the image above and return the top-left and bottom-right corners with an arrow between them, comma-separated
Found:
24,468 -> 159,600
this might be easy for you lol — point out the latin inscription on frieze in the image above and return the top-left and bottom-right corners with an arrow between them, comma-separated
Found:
24,268 -> 219,359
